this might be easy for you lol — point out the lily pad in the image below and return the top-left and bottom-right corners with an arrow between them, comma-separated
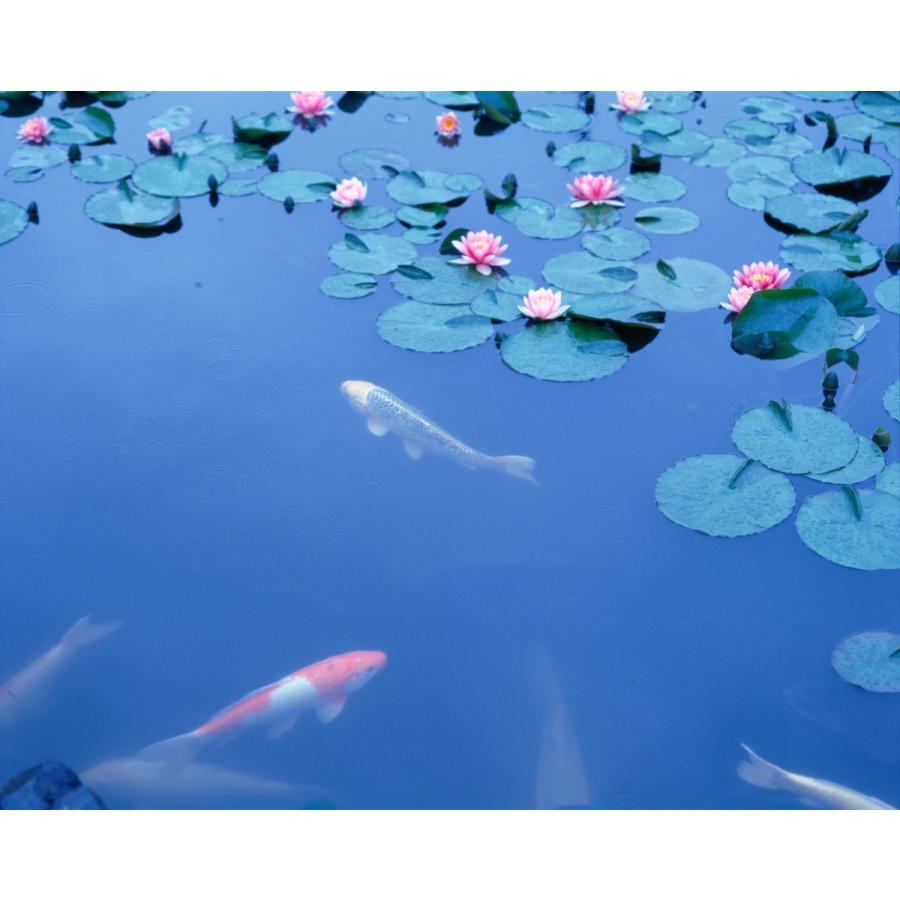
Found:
522,105 -> 590,133
796,488 -> 900,571
217,178 -> 259,197
173,133 -> 231,156
874,275 -> 900,314
789,91 -> 856,102
727,179 -> 793,211
204,142 -> 267,173
647,92 -> 695,114
499,319 -> 628,382
631,258 -> 731,312
470,289 -> 525,322
396,205 -> 446,228
792,149 -> 892,200
328,234 -> 417,276
50,107 -> 115,144
764,192 -> 859,234
780,233 -> 881,275
746,131 -> 814,159
84,182 -> 180,230
387,169 -> 482,206
740,97 -> 801,125
339,147 -> 410,180
338,205 -> 396,231
834,113 -> 899,145
727,155 -> 798,186
0,199 -> 28,246
320,273 -> 378,299
132,155 -> 228,198
884,380 -> 900,422
581,227 -> 650,261
543,252 -> 637,294
642,129 -> 712,158
731,403 -> 859,474
618,111 -> 682,137
691,137 -> 747,168
854,91 -> 900,125
8,145 -> 67,171
232,113 -> 293,147
70,154 -> 135,184
876,463 -> 900,498
568,292 -> 664,330
725,119 -> 779,142
496,198 -> 583,240
809,436 -> 885,485
423,92 -> 479,109
655,453 -> 796,538
832,632 -> 900,693
794,271 -> 873,318
622,173 -> 686,203
377,302 -> 493,353
257,170 -> 335,204
633,206 -> 700,234
148,105 -> 191,132
390,256 -> 493,305
552,141 -> 626,174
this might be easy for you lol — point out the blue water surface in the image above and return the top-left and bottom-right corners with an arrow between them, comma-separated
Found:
1,91 -> 898,809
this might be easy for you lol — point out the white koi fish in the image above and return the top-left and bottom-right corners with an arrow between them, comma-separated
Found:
138,650 -> 387,767
737,743 -> 895,810
341,380 -> 537,484
0,616 -> 121,726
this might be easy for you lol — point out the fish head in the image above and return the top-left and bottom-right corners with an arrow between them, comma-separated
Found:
345,649 -> 388,693
340,380 -> 376,415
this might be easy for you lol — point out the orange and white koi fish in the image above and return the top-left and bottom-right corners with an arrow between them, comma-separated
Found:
0,616 -> 121,726
138,650 -> 387,766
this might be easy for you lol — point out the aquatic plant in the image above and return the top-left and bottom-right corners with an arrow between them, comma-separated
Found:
449,230 -> 510,275
611,91 -> 650,114
518,288 -> 569,321
287,91 -> 334,119
733,261 -> 791,292
16,116 -> 52,144
330,177 -> 367,209
435,112 -> 461,139
721,286 -> 754,314
146,127 -> 172,153
566,173 -> 624,208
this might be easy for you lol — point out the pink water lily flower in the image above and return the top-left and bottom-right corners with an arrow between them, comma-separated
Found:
518,288 -> 569,321
16,116 -> 53,144
288,91 -> 334,119
611,91 -> 650,114
567,173 -> 625,208
331,177 -> 367,208
449,230 -> 510,276
435,112 -> 461,138
146,127 -> 172,152
721,286 -> 755,314
733,261 -> 791,292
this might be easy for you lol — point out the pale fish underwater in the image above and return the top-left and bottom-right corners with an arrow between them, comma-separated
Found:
341,380 -> 537,484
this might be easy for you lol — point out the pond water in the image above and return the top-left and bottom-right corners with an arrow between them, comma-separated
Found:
1,90 -> 898,810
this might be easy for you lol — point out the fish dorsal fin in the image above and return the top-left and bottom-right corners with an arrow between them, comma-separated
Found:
268,715 -> 299,739
404,441 -> 424,460
367,419 -> 388,437
316,696 -> 347,723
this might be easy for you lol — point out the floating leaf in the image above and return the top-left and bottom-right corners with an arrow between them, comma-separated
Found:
792,149 -> 892,201
232,112 -> 293,147
204,142 -> 268,173
727,155 -> 798,186
884,380 -> 900,423
499,320 -> 628,382
725,119 -> 779,142
172,132 -> 230,156
567,292 -> 665,331
745,130 -> 813,159
832,632 -> 900,693
874,275 -> 900,314
647,92 -> 695,114
731,403 -> 858,474
338,205 -> 396,231
580,227 -> 650,261
338,147 -> 410,181
319,273 -> 378,299
396,205 -> 446,228
377,302 -> 493,353
780,232 -> 881,275
70,153 -> 135,184
470,289 -> 525,323
655,453 -> 796,538
521,105 -> 590,133
630,258 -> 731,312
691,137 -> 747,168
328,234 -> 416,275
257,170 -> 335,204
390,256 -> 491,305
543,252 -> 637,294
423,91 -> 479,110
795,489 -> 900,570
552,140 -> 626,173
387,169 -> 482,206
622,173 -> 686,202
0,199 -> 28,246
764,193 -> 858,234
618,111 -> 682,137
642,129 -> 712,158
633,206 -> 700,234
217,178 -> 259,197
8,145 -> 67,171
789,91 -> 857,102
84,182 -> 180,230
147,105 -> 191,132
727,179 -> 793,211
854,91 -> 900,125
496,198 -> 583,240
793,271 -> 873,318
132,155 -> 227,198
876,463 -> 900,498
475,91 -> 521,125
809,436 -> 885,485
740,97 -> 801,125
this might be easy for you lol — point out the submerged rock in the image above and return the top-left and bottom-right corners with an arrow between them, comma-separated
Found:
0,761 -> 106,809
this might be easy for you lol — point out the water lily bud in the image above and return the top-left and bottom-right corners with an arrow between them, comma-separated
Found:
283,196 -> 295,213
265,152 -> 279,172
872,427 -> 891,452
823,371 -> 838,392
26,201 -> 39,224
822,396 -> 836,412
207,174 -> 219,192
67,144 -> 81,163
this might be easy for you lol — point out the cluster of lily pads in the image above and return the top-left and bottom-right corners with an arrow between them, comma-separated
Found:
655,397 -> 900,570
831,630 -> 900,693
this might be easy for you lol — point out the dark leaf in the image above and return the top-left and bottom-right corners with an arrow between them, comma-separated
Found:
396,264 -> 433,280
344,233 -> 369,253
440,227 -> 468,256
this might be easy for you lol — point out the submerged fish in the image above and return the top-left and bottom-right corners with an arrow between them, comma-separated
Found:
737,744 -> 895,810
0,616 -> 121,726
138,650 -> 387,766
340,380 -> 537,484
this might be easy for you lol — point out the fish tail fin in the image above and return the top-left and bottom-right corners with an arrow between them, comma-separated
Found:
62,615 -> 122,648
136,731 -> 208,770
737,744 -> 786,791
493,455 -> 538,485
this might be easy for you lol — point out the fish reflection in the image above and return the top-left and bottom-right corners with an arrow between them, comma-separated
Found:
0,616 -> 121,726
341,380 -> 537,484
138,650 -> 387,766
737,744 -> 894,810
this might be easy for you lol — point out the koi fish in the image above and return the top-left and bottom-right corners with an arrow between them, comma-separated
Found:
341,380 -> 537,484
138,650 -> 387,766
737,744 -> 894,810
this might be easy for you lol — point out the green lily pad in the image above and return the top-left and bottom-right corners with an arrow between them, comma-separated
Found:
403,227 -> 442,245
204,142 -> 267,173
622,173 -> 686,203
499,319 -> 628,382
792,149 -> 892,200
874,275 -> 900,314
581,227 -> 650,261
727,179 -> 793,211
809,436 -> 885,485
618,110 -> 682,137
148,105 -> 191,132
834,113 -> 899,145
50,107 -> 115,144
691,137 -> 747,168
746,131 -> 813,159
731,403 -> 858,474
647,92 -> 695,114
633,206 -> 699,234
232,112 -> 293,147
4,167 -> 43,183
390,256 -> 494,305
257,170 -> 335,204
521,105 -> 590,133
84,182 -> 180,229
320,273 -> 378,299
631,258 -> 731,312
70,153 -> 135,184
339,147 -> 410,180
793,271 -> 873,317
884,380 -> 900,422
543,252 -> 637,294
642,129 -> 712,158
789,91 -> 857,102
876,463 -> 900,498
396,205 -> 446,228
338,205 -> 396,231
328,233 -> 417,276
568,292 -> 664,330
780,233 -> 881,275
132,155 -> 227,198
731,288 -> 839,359
741,97 -> 801,125
8,145 -> 67,171
423,91 -> 479,109
470,289 -> 525,322
796,488 -> 900,570
727,155 -> 798,186
725,119 -> 779,142
387,169 -> 482,206
655,453 -> 796,538
552,140 -> 627,173
172,133 -> 231,156
0,199 -> 28,246
217,178 -> 259,197
854,91 -> 900,125
496,198 -> 583,240
764,192 -> 859,234
377,302 -> 493,353
832,631 -> 900,693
